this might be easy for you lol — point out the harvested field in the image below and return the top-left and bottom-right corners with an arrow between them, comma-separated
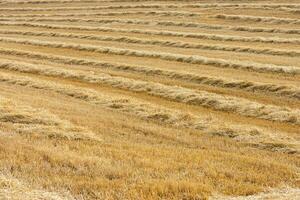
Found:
0,0 -> 299,199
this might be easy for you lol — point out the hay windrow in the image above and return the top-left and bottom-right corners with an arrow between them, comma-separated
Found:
0,60 -> 299,125
0,70 -> 297,153
0,49 -> 298,100
0,37 -> 298,75
1,30 -> 299,57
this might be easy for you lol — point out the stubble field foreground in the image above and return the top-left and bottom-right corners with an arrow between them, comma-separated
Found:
0,0 -> 299,199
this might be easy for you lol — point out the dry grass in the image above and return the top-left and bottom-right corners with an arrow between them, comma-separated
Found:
0,0 -> 299,199
0,173 -> 74,200
213,187 -> 300,200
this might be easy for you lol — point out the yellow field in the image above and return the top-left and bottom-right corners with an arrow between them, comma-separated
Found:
0,0 -> 299,199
